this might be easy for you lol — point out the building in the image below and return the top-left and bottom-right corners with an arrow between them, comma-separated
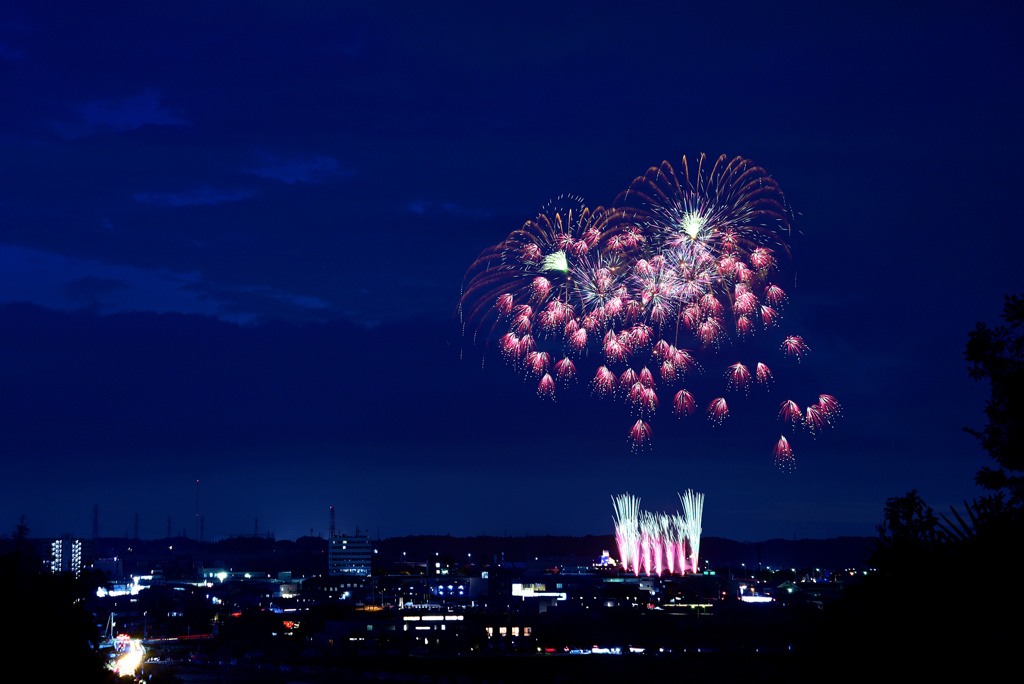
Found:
50,535 -> 94,577
328,533 -> 372,577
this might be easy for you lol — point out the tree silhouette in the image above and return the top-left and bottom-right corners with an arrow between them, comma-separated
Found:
965,293 -> 1024,511
870,490 -> 944,573
0,520 -> 116,683
799,297 -> 1024,681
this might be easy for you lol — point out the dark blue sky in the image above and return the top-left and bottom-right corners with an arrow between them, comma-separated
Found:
2,1 -> 1021,543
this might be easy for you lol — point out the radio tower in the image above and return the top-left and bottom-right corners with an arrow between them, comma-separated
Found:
195,479 -> 200,540
329,506 -> 336,538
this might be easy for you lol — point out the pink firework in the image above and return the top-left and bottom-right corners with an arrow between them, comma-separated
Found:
628,383 -> 658,414
460,156 -> 841,463
618,368 -> 639,394
805,403 -> 828,435
779,400 -> 802,427
726,362 -> 751,393
525,350 -> 550,377
568,327 -> 588,353
671,348 -> 698,374
592,366 -> 617,398
554,357 -> 576,384
603,330 -> 630,363
673,389 -> 696,417
781,335 -> 810,361
749,247 -> 776,271
773,435 -> 795,471
629,420 -> 652,448
537,373 -> 555,400
706,397 -> 729,425
498,333 -> 520,359
818,394 -> 842,419
764,284 -> 787,307
531,276 -> 551,299
660,360 -> 678,384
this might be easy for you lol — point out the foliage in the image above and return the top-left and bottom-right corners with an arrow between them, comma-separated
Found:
965,293 -> 1024,509
805,299 -> 1024,679
0,520 -> 117,683
870,490 -> 942,571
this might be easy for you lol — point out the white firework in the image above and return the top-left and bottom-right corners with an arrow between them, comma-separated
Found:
679,489 -> 705,574
611,493 -> 640,575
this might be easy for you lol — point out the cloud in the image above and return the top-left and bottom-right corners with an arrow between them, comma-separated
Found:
133,187 -> 256,207
0,244 -> 220,317
178,281 -> 338,325
408,200 -> 492,220
61,276 -> 130,309
244,153 -> 354,184
0,244 -> 340,323
54,90 -> 189,138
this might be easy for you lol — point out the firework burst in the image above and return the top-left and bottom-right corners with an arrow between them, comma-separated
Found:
773,435 -> 795,471
460,155 -> 840,464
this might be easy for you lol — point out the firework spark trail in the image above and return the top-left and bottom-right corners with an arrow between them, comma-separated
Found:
680,489 -> 704,574
641,512 -> 664,577
779,400 -> 802,427
662,513 -> 676,575
460,156 -> 841,463
672,513 -> 688,575
773,435 -> 795,471
805,403 -> 827,435
726,362 -> 751,394
640,511 -> 656,576
706,397 -> 729,425
611,494 -> 640,574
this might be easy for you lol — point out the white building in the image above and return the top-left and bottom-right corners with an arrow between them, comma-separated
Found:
50,536 -> 94,576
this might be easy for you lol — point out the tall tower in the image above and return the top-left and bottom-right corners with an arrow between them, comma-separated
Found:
329,506 -> 336,539
195,479 -> 200,540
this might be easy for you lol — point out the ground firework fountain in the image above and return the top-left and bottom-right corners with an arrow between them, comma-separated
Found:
611,491 -> 704,576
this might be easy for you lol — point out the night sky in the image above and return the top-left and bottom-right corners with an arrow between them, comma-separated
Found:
2,1 -> 1022,544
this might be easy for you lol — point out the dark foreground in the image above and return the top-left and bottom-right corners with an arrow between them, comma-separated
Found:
149,652 -> 807,684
